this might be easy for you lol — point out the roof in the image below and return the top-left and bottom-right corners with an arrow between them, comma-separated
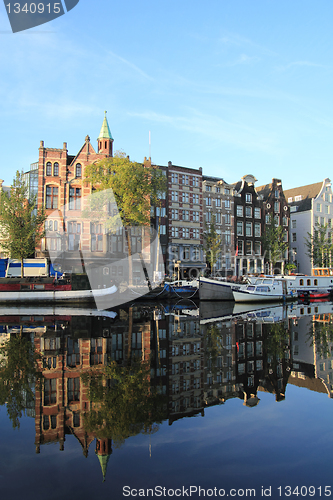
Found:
98,111 -> 113,141
284,182 -> 323,203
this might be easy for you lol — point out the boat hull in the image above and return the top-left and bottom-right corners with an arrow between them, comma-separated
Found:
199,277 -> 241,301
0,285 -> 118,304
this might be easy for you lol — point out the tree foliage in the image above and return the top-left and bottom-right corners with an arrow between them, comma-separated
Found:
85,151 -> 166,228
0,170 -> 46,276
81,360 -> 166,447
261,213 -> 288,274
304,223 -> 333,268
0,334 -> 41,429
204,214 -> 222,274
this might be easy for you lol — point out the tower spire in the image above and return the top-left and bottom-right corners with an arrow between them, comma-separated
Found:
98,111 -> 113,156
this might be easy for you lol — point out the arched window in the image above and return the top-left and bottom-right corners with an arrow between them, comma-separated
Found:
75,164 -> 82,178
53,162 -> 59,176
46,162 -> 52,176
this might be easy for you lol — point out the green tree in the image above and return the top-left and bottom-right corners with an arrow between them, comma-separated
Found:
0,334 -> 41,429
81,360 -> 166,447
262,213 -> 288,274
204,214 -> 222,275
0,171 -> 46,277
85,152 -> 166,286
304,223 -> 333,268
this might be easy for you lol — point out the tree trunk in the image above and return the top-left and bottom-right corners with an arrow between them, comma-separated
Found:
21,257 -> 24,279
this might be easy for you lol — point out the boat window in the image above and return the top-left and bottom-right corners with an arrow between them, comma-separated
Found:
247,286 -> 255,291
314,279 -> 318,286
300,279 -> 304,286
307,279 -> 311,286
256,286 -> 270,293
33,284 -> 45,290
20,284 -> 31,290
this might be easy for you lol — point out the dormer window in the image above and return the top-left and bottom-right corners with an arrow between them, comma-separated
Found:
245,193 -> 252,203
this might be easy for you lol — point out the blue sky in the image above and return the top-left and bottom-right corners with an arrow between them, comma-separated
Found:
0,0 -> 332,189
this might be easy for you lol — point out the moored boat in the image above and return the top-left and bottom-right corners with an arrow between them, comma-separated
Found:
199,276 -> 246,301
232,278 -> 287,303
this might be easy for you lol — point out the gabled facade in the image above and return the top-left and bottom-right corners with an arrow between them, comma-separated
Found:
284,179 -> 333,275
232,175 -> 264,276
256,178 -> 290,274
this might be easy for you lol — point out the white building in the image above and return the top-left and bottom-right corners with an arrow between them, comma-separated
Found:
284,179 -> 333,275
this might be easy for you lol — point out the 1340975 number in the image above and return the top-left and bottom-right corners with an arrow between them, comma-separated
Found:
6,3 -> 62,14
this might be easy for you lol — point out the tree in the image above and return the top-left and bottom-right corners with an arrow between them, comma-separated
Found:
304,223 -> 333,268
0,171 -> 46,277
261,213 -> 288,274
204,214 -> 222,275
85,152 -> 166,286
81,360 -> 166,447
0,334 -> 42,429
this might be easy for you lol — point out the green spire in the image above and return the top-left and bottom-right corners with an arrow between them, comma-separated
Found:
96,450 -> 111,482
98,111 -> 113,141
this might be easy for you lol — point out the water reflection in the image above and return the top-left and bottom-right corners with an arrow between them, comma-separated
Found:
0,300 -> 333,482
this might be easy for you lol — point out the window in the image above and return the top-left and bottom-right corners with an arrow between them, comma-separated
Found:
171,173 -> 178,183
292,233 -> 297,242
225,199 -> 230,209
275,189 -> 280,198
194,228 -> 200,239
185,175 -> 189,185
205,185 -> 212,191
283,231 -> 288,242
295,195 -> 302,201
216,198 -> 221,207
46,186 -> 58,209
44,379 -> 57,406
67,377 -> 80,403
245,193 -> 252,203
69,187 -> 81,210
254,241 -> 261,255
215,186 -> 220,193
317,203 -> 321,212
184,247 -> 190,260
254,223 -> 261,237
282,217 -> 288,226
225,230 -> 231,245
274,201 -> 280,213
193,177 -> 199,187
205,212 -> 212,223
292,220 -> 296,228
237,240 -> 244,255
274,215 -> 279,226
184,227 -> 190,238
236,205 -> 243,217
184,210 -> 189,221
53,162 -> 59,176
246,222 -> 252,236
46,162 -> 52,176
193,211 -> 199,222
225,213 -> 230,225
225,188 -> 230,195
245,206 -> 252,218
329,219 -> 332,228
171,209 -> 178,220
193,193 -> 199,204
91,223 -> 103,251
171,191 -> 178,202
237,221 -> 243,236
171,227 -> 179,238
205,197 -> 212,206
325,205 -> 330,214
68,221 -> 81,251
75,164 -> 82,178
67,338 -> 80,367
182,192 -> 189,203
254,207 -> 261,219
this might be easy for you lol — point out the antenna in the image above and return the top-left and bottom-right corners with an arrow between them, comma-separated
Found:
149,131 -> 151,160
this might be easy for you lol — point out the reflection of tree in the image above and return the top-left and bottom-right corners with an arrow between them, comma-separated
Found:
81,360 -> 166,447
265,323 -> 288,363
204,324 -> 223,376
311,320 -> 333,359
0,335 -> 41,429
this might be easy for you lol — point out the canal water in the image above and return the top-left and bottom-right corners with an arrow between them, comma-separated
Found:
0,300 -> 332,500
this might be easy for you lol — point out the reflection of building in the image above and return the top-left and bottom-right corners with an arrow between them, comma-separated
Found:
202,319 -> 238,406
167,309 -> 204,423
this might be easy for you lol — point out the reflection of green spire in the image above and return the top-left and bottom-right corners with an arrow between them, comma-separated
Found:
96,450 -> 111,483
98,111 -> 113,140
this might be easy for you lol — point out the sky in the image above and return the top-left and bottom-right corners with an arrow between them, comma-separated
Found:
0,0 -> 332,190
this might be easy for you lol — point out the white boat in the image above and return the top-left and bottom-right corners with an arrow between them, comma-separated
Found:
232,278 -> 287,303
199,276 -> 246,300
